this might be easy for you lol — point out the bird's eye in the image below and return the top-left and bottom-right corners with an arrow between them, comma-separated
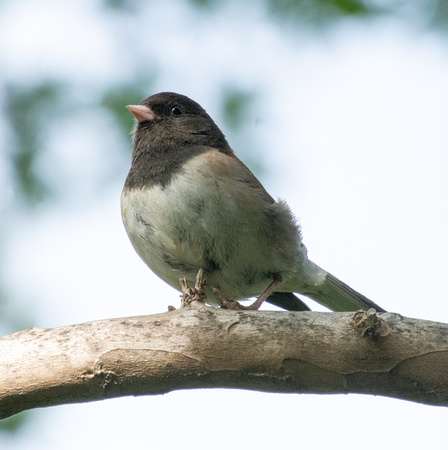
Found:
171,105 -> 182,116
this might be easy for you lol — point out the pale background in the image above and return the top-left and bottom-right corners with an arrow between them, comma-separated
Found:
1,0 -> 447,448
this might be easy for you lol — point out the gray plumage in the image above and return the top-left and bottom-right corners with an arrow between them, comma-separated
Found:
121,92 -> 386,313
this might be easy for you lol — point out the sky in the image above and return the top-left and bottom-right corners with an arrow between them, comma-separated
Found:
1,0 -> 447,449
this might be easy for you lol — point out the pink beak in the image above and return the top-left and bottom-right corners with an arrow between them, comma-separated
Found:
126,104 -> 155,123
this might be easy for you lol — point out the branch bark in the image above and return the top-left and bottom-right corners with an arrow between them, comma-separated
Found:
1,307 -> 448,419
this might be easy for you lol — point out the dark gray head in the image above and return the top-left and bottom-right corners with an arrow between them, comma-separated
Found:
130,92 -> 229,153
125,92 -> 231,189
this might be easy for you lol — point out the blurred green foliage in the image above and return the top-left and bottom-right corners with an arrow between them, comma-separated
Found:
102,83 -> 154,140
5,0 -> 447,205
186,0 -> 448,30
221,88 -> 255,131
0,413 -> 28,433
101,0 -> 448,30
434,0 -> 448,29
5,83 -> 64,205
267,0 -> 374,26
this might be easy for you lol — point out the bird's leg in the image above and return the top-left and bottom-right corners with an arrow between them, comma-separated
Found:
179,268 -> 207,308
245,275 -> 283,310
218,275 -> 283,311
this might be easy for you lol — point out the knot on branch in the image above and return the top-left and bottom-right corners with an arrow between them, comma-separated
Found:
352,309 -> 390,340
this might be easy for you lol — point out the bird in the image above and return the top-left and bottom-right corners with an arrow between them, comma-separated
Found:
121,92 -> 386,313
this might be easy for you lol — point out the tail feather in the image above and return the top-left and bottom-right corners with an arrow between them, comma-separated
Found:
266,292 -> 311,311
304,272 -> 386,312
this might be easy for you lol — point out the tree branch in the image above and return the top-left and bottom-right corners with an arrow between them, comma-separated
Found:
1,307 -> 447,419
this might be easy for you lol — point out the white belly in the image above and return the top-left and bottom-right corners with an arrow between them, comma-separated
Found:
121,153 -> 307,303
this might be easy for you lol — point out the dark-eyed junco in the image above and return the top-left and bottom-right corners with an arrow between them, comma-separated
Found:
121,92 -> 386,312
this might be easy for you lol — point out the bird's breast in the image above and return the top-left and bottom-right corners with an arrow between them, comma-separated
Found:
121,152 -> 306,300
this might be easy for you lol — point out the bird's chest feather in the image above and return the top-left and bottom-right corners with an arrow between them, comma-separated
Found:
121,152 -> 304,298
121,156 -> 258,279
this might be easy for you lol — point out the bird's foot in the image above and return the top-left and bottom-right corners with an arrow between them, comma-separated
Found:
178,268 -> 207,308
216,275 -> 283,311
213,288 -> 245,310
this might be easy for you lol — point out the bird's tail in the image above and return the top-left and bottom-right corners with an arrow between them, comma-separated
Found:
266,292 -> 311,311
304,271 -> 386,312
